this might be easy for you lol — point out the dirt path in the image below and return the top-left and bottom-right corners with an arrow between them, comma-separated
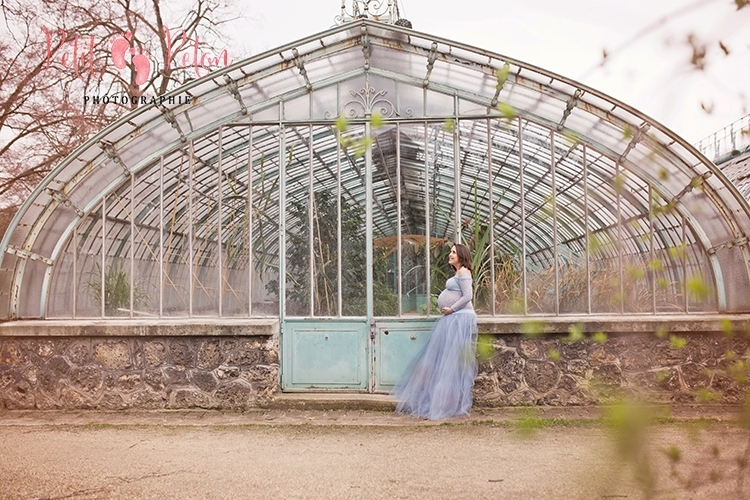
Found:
0,409 -> 747,499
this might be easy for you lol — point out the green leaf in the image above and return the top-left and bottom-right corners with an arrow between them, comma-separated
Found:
669,334 -> 686,349
548,348 -> 561,362
695,387 -> 720,403
687,276 -> 711,301
612,173 -> 627,193
660,445 -> 682,463
477,334 -> 495,362
498,102 -> 516,120
622,123 -> 634,139
522,320 -> 546,338
370,112 -> 384,129
592,332 -> 608,344
667,244 -> 687,260
495,62 -> 511,90
721,318 -> 734,337
648,259 -> 663,271
564,323 -> 584,343
625,264 -> 645,280
335,114 -> 348,133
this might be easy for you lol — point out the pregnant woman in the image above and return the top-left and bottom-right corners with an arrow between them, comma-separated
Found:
391,243 -> 478,420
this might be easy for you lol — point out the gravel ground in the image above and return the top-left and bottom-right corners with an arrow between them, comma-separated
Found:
0,408 -> 747,500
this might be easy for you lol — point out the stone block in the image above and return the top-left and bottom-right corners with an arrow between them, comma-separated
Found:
472,374 -> 499,396
143,369 -> 165,391
47,356 -> 71,376
190,370 -> 218,392
59,385 -> 90,409
680,362 -> 710,390
215,380 -> 255,409
523,361 -> 559,394
20,366 -> 38,384
66,341 -> 91,365
35,340 -> 58,358
589,346 -> 618,366
164,366 -> 188,386
226,346 -> 262,367
70,366 -> 103,396
241,365 -> 277,385
197,340 -> 222,370
117,373 -> 142,392
171,388 -> 213,409
0,342 -> 27,365
168,339 -> 195,367
33,390 -> 58,410
496,349 -> 524,394
97,393 -> 128,410
591,364 -> 622,388
518,340 -> 543,360
0,370 -> 13,389
38,369 -> 58,396
143,341 -> 167,367
566,358 -> 589,376
93,340 -> 131,370
4,380 -> 35,409
131,388 -> 167,409
507,389 -> 537,405
215,365 -> 240,380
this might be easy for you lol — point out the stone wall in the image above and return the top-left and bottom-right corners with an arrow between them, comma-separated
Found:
474,332 -> 748,407
0,336 -> 278,410
1,319 -> 747,410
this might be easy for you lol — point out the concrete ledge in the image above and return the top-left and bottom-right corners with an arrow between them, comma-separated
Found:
0,318 -> 280,337
266,393 -> 396,411
477,314 -> 750,334
2,314 -> 749,337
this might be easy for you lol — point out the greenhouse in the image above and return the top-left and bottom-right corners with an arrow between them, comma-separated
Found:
2,2 -> 750,400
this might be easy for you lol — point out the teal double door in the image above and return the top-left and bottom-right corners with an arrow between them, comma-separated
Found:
281,318 -> 435,393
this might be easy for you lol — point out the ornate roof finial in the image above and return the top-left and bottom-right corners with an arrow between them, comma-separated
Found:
335,0 -> 412,27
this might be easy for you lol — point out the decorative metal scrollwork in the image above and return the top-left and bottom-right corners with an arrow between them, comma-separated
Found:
325,81 -> 413,119
335,0 -> 399,25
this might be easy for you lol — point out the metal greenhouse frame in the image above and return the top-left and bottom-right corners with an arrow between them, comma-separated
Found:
3,15 -> 750,326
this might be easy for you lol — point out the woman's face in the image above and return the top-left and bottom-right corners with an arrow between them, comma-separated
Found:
448,246 -> 458,268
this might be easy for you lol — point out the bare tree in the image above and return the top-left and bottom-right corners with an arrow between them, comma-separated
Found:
0,0 -> 246,235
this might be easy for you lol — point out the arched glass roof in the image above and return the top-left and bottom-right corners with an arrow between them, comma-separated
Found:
2,19 -> 750,319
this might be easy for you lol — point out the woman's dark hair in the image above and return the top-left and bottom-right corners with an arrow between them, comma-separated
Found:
454,243 -> 472,272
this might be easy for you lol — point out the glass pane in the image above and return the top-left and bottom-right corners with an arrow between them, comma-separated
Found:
191,143 -> 220,316
131,166 -> 161,317
284,127 -> 311,316
339,124 -> 367,317
102,189 -> 135,317
162,150 -> 191,317
250,126 -> 280,316
221,137 -> 251,317
74,210 -> 103,317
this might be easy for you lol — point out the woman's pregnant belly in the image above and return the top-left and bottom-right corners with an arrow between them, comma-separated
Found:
437,289 -> 462,309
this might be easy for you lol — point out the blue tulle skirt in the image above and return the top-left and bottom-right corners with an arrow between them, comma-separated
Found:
391,309 -> 478,420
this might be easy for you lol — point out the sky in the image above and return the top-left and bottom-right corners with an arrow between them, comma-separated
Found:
228,0 -> 750,146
